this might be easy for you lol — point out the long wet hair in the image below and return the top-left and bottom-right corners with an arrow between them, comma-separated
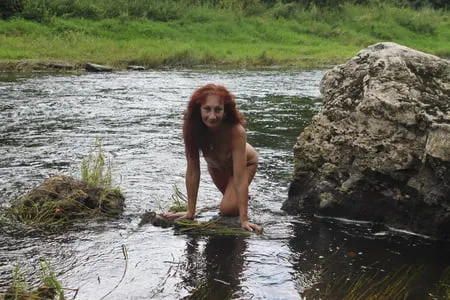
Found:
183,84 -> 245,159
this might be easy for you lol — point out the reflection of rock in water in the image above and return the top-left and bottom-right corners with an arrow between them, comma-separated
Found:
12,174 -> 124,224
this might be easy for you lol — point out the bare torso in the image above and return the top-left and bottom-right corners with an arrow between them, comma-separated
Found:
201,124 -> 258,173
203,142 -> 258,173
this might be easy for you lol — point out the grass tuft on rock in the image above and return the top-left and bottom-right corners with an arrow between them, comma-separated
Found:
167,184 -> 188,213
10,137 -> 124,226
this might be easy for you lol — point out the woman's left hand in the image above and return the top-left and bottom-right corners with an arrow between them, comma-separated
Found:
241,221 -> 263,232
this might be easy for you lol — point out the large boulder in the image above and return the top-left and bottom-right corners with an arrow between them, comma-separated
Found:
283,42 -> 449,240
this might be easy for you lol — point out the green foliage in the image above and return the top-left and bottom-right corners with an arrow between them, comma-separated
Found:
0,2 -> 447,69
145,1 -> 185,21
168,184 -> 188,213
39,258 -> 65,300
2,258 -> 66,299
0,0 -> 24,19
174,218 -> 252,236
10,264 -> 29,299
273,2 -> 299,19
5,0 -> 447,22
394,7 -> 438,34
81,137 -> 113,188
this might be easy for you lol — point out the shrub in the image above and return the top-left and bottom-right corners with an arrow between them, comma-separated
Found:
0,0 -> 25,19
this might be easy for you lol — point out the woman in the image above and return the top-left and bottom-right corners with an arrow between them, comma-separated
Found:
164,84 -> 262,232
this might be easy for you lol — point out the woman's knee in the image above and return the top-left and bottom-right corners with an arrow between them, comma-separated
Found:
219,181 -> 239,216
247,164 -> 257,184
219,201 -> 239,216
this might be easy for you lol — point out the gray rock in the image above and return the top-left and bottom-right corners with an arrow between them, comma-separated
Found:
127,65 -> 146,71
85,63 -> 113,72
139,211 -> 174,227
283,42 -> 449,240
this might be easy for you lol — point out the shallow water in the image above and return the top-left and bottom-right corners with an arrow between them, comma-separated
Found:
0,70 -> 448,299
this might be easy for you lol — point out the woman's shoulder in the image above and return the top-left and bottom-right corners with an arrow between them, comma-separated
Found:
229,123 -> 246,135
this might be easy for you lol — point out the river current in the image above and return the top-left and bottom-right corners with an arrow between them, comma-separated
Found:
0,70 -> 448,299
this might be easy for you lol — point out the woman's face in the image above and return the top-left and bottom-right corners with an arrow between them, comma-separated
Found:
200,94 -> 225,129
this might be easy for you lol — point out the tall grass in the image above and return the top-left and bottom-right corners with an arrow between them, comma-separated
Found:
0,2 -> 448,69
81,137 -> 113,188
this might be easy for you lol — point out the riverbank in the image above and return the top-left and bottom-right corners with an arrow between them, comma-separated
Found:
0,3 -> 448,72
0,57 -> 334,73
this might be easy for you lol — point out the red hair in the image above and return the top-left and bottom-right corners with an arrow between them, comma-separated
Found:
183,84 -> 245,159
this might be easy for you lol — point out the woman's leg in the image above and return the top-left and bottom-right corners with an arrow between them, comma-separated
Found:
208,163 -> 257,216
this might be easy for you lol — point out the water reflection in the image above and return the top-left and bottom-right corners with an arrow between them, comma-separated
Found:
179,236 -> 247,299
289,217 -> 450,299
0,70 -> 448,299
243,95 -> 321,150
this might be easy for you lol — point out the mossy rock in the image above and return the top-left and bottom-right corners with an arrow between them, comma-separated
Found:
12,174 -> 125,225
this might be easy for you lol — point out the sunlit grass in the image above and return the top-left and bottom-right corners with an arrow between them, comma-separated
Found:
0,3 -> 448,69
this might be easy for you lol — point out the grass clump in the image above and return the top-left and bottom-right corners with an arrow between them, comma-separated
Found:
10,137 -> 124,226
174,218 -> 252,236
167,184 -> 188,213
81,136 -> 113,187
1,258 -> 70,300
142,186 -> 253,236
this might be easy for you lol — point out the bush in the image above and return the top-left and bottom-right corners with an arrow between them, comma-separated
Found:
0,0 -> 25,19
146,1 -> 184,21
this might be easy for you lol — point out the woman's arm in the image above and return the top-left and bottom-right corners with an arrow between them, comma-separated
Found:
164,151 -> 200,219
185,152 -> 200,218
231,125 -> 261,232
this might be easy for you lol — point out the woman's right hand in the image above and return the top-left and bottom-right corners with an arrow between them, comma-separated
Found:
163,211 -> 194,219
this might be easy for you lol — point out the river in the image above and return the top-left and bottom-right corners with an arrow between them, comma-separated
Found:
0,70 -> 448,299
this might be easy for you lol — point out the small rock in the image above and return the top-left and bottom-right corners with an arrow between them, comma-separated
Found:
127,65 -> 146,71
85,63 -> 113,72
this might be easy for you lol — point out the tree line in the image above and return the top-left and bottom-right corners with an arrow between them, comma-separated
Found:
1,0 -> 447,21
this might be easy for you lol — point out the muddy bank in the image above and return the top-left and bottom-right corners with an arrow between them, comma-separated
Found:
0,59 -> 326,73
0,59 -> 86,73
0,59 -> 151,73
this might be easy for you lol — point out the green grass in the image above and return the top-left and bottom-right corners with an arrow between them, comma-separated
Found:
1,258 -> 67,300
0,3 -> 448,70
81,136 -> 113,188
